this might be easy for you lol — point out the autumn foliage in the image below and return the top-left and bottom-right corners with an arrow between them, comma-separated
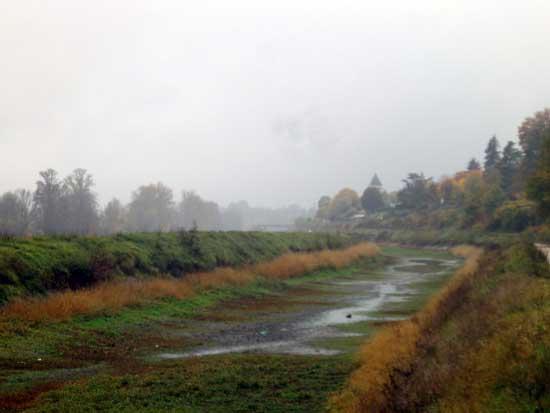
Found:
0,242 -> 379,323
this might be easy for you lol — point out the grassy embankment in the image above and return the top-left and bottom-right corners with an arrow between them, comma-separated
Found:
0,231 -> 353,303
330,243 -> 550,413
1,242 -> 378,322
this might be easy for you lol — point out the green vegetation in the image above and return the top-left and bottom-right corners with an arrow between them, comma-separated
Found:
24,355 -> 353,413
527,131 -> 550,219
0,231 -> 351,302
358,227 -> 523,246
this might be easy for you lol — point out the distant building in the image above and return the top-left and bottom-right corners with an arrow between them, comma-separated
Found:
368,173 -> 383,191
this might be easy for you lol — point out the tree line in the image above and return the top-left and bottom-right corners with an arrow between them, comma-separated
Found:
0,170 -> 312,236
391,108 -> 550,229
312,108 -> 550,231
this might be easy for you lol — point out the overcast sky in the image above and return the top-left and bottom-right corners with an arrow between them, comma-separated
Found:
2,0 -> 550,208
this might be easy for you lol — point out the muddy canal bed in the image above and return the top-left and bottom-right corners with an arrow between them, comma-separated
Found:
158,253 -> 461,359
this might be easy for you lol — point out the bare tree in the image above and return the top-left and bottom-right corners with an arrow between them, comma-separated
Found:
100,198 -> 127,235
33,169 -> 65,234
0,189 -> 33,236
180,191 -> 222,231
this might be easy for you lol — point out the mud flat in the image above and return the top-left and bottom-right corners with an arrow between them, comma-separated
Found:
157,249 -> 461,359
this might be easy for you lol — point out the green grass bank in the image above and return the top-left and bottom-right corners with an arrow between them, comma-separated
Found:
0,231 -> 352,303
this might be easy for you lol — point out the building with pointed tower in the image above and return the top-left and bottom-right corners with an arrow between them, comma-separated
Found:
368,173 -> 383,191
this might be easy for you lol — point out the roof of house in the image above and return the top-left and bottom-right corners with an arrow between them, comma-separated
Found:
369,173 -> 382,188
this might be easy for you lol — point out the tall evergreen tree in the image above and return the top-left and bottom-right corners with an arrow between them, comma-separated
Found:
498,141 -> 522,196
467,158 -> 481,171
361,187 -> 386,213
484,135 -> 501,171
519,108 -> 550,179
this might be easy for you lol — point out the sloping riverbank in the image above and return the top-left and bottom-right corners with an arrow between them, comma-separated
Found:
0,231 -> 353,302
0,246 -> 458,412
331,243 -> 550,413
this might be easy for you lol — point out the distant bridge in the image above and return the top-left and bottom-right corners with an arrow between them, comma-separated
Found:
251,224 -> 294,232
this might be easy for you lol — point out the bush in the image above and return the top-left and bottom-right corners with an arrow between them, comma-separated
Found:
504,243 -> 550,278
491,200 -> 539,231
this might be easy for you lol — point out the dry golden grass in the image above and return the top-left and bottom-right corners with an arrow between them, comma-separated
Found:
329,245 -> 483,413
254,243 -> 380,280
0,242 -> 379,323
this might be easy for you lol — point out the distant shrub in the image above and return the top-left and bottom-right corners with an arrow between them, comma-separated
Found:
491,200 -> 539,231
504,243 -> 550,278
89,249 -> 117,284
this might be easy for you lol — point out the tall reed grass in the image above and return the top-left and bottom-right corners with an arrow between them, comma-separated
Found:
0,242 -> 379,323
329,245 -> 483,413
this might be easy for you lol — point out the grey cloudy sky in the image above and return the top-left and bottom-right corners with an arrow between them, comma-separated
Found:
1,0 -> 550,208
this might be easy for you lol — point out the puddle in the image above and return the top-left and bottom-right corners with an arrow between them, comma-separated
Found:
305,283 -> 397,327
157,255 -> 461,359
161,341 -> 341,359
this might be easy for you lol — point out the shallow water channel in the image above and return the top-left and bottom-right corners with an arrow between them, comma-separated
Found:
158,253 -> 461,359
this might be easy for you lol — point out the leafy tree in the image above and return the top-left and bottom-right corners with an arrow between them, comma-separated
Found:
397,173 -> 439,210
467,158 -> 481,171
460,169 -> 505,226
316,196 -> 331,219
439,178 -> 463,207
128,183 -> 175,232
527,131 -> 550,219
180,191 -> 222,230
462,173 -> 485,225
498,141 -> 522,196
64,169 -> 99,234
482,183 -> 506,216
327,188 -> 360,220
33,169 -> 65,234
361,187 -> 386,213
0,189 -> 33,236
492,200 -> 538,231
100,198 -> 127,235
484,135 -> 501,171
519,108 -> 550,179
